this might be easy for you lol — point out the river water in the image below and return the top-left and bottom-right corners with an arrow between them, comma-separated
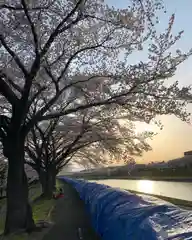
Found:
94,179 -> 192,201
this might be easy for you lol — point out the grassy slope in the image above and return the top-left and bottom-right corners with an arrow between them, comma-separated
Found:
0,183 -> 55,239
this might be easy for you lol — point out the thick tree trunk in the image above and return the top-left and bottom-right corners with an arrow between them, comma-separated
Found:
39,167 -> 57,198
4,137 -> 35,235
0,187 -> 2,198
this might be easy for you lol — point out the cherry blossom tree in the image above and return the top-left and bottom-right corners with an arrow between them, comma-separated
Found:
0,0 -> 192,234
25,110 -> 153,197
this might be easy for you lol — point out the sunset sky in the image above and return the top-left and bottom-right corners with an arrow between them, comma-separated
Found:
109,0 -> 192,163
63,1 -> 192,173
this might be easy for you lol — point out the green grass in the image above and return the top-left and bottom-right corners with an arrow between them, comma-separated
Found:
56,180 -> 63,190
0,183 -> 55,238
32,198 -> 54,223
29,183 -> 42,201
0,233 -> 29,240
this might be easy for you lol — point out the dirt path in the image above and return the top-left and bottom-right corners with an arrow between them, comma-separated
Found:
42,181 -> 100,240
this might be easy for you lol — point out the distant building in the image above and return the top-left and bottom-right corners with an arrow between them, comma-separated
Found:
145,151 -> 192,169
134,164 -> 146,169
167,151 -> 192,167
148,161 -> 169,169
184,151 -> 192,156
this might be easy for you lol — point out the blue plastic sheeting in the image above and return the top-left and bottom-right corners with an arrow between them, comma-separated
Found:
58,177 -> 192,240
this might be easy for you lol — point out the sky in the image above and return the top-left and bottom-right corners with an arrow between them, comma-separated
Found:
62,0 -> 192,173
107,0 -> 192,163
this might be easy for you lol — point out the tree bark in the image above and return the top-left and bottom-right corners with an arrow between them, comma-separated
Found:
3,136 -> 35,235
39,167 -> 56,198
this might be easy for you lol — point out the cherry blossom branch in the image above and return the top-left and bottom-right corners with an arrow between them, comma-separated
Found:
0,74 -> 19,106
0,35 -> 29,78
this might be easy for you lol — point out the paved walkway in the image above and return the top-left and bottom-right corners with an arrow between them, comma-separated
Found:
43,181 -> 100,240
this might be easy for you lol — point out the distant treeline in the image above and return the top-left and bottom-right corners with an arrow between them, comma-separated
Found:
71,165 -> 192,180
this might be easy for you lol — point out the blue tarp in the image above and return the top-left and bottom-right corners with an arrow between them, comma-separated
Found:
59,177 -> 192,240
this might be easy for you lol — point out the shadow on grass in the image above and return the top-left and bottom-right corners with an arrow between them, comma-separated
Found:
0,184 -> 55,240
32,197 -> 55,223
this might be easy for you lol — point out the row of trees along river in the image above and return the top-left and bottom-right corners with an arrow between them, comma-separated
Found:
0,0 -> 192,236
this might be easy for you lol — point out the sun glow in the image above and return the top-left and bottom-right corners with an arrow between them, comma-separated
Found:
137,180 -> 154,194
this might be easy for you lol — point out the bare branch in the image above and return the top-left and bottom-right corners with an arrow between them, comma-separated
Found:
57,39 -> 109,82
28,85 -> 47,109
55,129 -> 85,165
48,44 -> 66,67
20,0 -> 39,57
0,75 -> 19,106
38,96 -> 120,121
56,152 -> 76,171
44,66 -> 59,93
0,71 -> 22,94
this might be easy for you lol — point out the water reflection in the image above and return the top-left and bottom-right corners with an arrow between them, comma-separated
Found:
137,180 -> 154,194
95,179 -> 192,201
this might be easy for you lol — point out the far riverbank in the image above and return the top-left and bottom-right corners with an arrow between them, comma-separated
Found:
127,190 -> 192,210
73,175 -> 192,182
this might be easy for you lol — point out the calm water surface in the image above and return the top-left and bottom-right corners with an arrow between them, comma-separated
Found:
94,179 -> 192,201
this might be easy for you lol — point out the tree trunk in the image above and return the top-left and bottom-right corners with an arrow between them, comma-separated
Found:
3,137 -> 35,235
39,167 -> 56,198
0,187 -> 2,198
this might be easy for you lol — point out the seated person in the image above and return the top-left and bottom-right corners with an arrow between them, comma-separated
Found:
53,188 -> 64,199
